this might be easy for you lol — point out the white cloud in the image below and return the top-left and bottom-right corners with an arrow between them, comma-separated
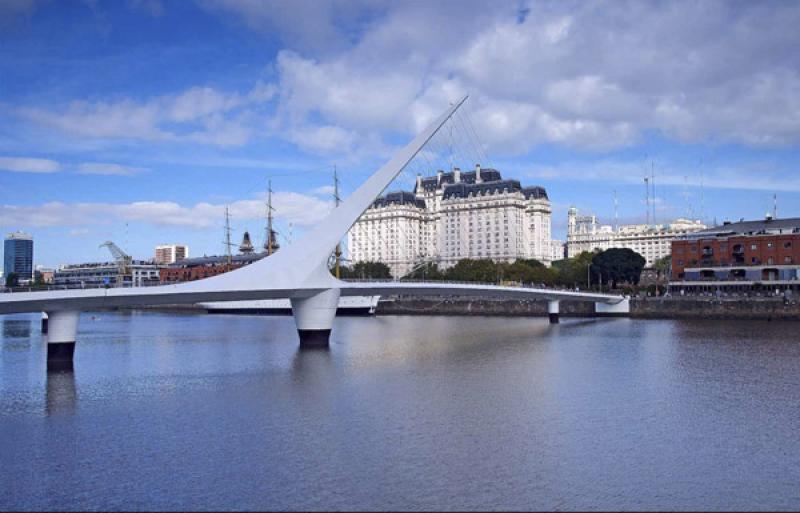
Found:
17,82 -> 276,147
68,228 -> 90,237
518,159 -> 800,193
0,190 -> 333,230
311,185 -> 335,196
0,156 -> 61,173
77,162 -> 147,176
263,1 -> 800,155
11,1 -> 800,159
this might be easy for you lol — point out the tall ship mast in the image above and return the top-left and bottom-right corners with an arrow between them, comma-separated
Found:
198,168 -> 380,316
265,180 -> 276,256
333,166 -> 342,279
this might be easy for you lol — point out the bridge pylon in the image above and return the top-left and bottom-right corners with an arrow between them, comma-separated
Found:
548,300 -> 560,324
45,310 -> 79,370
290,288 -> 341,348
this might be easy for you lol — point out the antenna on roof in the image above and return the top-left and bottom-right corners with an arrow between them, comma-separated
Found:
644,176 -> 650,225
773,193 -> 778,220
699,158 -> 705,224
683,175 -> 691,218
651,160 -> 656,225
613,189 -> 618,232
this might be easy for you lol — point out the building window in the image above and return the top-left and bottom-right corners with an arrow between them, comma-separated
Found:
751,244 -> 758,250
784,241 -> 793,249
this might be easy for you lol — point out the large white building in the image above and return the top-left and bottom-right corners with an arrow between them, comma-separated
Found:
347,165 -> 552,277
566,207 -> 707,266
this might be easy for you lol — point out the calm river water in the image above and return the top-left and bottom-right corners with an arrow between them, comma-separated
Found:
1,311 -> 799,511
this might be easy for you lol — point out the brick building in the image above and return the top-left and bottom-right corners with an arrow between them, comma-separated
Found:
670,216 -> 800,294
159,253 -> 264,283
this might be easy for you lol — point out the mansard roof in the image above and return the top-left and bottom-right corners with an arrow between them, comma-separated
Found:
442,180 -> 549,200
415,168 -> 503,192
522,186 -> 548,200
684,217 -> 800,239
371,190 -> 426,209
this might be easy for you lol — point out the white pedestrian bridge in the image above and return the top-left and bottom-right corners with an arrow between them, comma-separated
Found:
0,96 -> 627,368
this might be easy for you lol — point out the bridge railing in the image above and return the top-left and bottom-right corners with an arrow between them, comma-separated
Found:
340,278 -> 622,296
1,281 -> 166,293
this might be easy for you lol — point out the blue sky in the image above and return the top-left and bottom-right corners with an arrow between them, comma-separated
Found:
1,0 -> 799,269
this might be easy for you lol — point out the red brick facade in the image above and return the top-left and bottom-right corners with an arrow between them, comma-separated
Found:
671,233 -> 800,279
160,262 -> 245,283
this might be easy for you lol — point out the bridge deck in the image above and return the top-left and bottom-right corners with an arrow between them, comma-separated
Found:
0,280 -> 623,314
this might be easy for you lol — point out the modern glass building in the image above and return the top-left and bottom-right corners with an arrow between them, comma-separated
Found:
4,231 -> 33,282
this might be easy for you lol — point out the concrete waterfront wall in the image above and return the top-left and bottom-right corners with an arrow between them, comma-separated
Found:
376,296 -> 596,317
631,297 -> 800,320
377,295 -> 800,320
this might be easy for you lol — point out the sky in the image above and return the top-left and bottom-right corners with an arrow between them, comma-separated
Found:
1,0 -> 799,269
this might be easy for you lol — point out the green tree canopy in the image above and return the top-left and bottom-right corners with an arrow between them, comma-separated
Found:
5,272 -> 18,288
653,255 -> 671,275
501,259 -> 557,285
552,251 -> 595,287
339,261 -> 393,280
591,248 -> 646,288
444,259 -> 501,283
402,262 -> 445,281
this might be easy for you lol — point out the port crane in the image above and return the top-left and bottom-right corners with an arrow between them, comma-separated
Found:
99,240 -> 132,287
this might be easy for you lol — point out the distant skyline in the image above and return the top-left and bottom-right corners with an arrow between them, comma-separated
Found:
1,1 -> 799,268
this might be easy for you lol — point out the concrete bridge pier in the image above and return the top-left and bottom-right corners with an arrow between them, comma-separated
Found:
290,288 -> 340,348
46,310 -> 79,370
548,300 -> 560,324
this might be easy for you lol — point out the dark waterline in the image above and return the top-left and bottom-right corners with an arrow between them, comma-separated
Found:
1,311 -> 799,511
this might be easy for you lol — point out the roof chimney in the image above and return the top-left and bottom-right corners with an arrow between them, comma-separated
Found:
415,173 -> 422,191
475,163 -> 482,184
453,167 -> 461,183
436,169 -> 443,186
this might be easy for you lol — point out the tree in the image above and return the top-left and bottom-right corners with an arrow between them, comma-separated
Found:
552,251 -> 595,288
653,255 -> 671,277
338,261 -> 392,280
444,259 -> 500,283
402,262 -> 445,281
591,248 -> 646,288
502,259 -> 557,285
5,272 -> 18,288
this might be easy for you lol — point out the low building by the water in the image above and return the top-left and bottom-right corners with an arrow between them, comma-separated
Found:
669,215 -> 800,295
54,260 -> 162,287
159,253 -> 265,283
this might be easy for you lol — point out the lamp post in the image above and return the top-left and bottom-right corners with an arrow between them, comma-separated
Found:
587,263 -> 591,290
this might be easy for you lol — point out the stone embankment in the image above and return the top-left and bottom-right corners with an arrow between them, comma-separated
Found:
376,295 -> 800,320
376,296 -> 597,317
631,297 -> 800,320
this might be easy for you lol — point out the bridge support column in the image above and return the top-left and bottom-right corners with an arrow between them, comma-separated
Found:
41,312 -> 49,334
46,311 -> 79,370
290,289 -> 340,348
595,298 -> 630,317
548,300 -> 560,324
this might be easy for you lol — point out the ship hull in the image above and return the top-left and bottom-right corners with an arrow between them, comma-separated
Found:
199,296 -> 380,316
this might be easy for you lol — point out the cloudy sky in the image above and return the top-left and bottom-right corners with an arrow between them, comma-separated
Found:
1,0 -> 799,268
